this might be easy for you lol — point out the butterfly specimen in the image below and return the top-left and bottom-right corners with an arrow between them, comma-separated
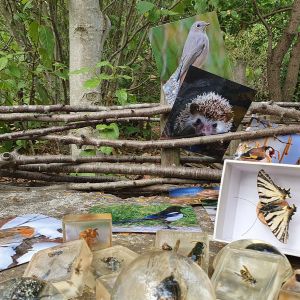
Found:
235,265 -> 257,286
257,169 -> 296,244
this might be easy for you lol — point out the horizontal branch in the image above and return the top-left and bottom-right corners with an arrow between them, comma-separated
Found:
0,153 -> 219,166
0,103 -> 160,113
69,178 -> 201,191
0,169 -> 121,183
0,106 -> 170,122
250,102 -> 300,120
248,6 -> 292,25
25,124 -> 300,149
0,101 -> 299,117
1,102 -> 299,124
14,163 -> 222,180
268,102 -> 300,107
0,117 -> 159,141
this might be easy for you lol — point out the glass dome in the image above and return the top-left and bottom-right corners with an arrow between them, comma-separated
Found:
112,250 -> 216,300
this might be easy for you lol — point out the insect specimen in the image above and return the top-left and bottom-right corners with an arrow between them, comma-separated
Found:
11,278 -> 45,300
235,265 -> 257,286
74,259 -> 83,275
101,257 -> 123,272
79,228 -> 99,248
154,274 -> 181,300
257,169 -> 296,243
188,241 -> 205,265
162,242 -> 173,251
48,250 -> 63,257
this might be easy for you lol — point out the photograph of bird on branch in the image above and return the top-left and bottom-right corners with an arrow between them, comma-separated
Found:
235,117 -> 300,164
149,12 -> 233,105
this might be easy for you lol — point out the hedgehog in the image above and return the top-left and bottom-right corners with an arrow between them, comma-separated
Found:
174,92 -> 234,136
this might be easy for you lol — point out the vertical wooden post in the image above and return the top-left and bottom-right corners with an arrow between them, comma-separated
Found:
228,60 -> 247,156
160,84 -> 181,167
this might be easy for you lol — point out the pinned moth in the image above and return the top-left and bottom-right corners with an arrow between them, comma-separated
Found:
235,265 -> 257,286
256,169 -> 296,244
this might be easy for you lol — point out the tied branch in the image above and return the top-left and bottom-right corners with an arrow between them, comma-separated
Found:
18,124 -> 300,150
68,178 -> 202,191
1,102 -> 300,124
0,153 -> 219,166
0,169 -> 121,183
13,163 -> 222,180
0,105 -> 170,122
0,103 -> 160,113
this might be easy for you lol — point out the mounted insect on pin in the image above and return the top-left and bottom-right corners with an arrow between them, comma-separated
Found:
234,265 -> 257,286
256,169 -> 297,244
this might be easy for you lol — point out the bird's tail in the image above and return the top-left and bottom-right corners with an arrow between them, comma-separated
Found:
163,65 -> 182,106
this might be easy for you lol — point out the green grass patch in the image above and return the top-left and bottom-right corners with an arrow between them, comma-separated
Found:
89,204 -> 198,226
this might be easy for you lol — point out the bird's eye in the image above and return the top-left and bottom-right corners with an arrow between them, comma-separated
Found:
212,123 -> 218,128
197,24 -> 201,28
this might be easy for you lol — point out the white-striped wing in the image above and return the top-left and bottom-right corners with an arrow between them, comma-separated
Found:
262,204 -> 296,243
257,169 -> 290,205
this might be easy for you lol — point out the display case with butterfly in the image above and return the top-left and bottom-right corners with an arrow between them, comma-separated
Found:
214,160 -> 300,257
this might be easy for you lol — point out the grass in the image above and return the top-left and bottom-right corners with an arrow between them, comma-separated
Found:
89,204 -> 198,226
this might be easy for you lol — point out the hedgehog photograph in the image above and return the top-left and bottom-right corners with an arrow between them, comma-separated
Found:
162,66 -> 256,158
174,92 -> 234,137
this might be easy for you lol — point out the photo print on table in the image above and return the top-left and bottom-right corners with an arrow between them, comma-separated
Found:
162,66 -> 256,158
149,12 -> 233,106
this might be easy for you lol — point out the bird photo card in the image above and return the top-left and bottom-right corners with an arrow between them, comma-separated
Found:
235,117 -> 300,164
89,204 -> 200,233
0,214 -> 62,271
149,12 -> 233,105
162,66 -> 256,158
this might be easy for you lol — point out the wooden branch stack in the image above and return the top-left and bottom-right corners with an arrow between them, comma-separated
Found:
1,101 -> 300,194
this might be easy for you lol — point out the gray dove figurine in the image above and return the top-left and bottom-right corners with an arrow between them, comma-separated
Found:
163,21 -> 210,106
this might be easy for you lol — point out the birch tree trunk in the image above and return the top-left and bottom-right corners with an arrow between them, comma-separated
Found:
69,0 -> 110,154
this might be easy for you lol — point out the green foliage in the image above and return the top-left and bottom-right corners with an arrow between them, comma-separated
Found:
96,123 -> 119,155
80,149 -> 97,157
70,60 -> 133,104
115,89 -> 128,105
136,1 -> 155,15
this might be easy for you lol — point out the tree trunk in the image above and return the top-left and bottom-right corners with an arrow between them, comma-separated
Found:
69,0 -> 110,154
267,0 -> 300,101
283,33 -> 300,101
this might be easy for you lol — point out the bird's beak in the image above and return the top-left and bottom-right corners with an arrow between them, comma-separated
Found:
205,22 -> 210,27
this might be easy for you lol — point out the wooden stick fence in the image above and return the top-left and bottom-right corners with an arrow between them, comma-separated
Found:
0,101 -> 299,193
